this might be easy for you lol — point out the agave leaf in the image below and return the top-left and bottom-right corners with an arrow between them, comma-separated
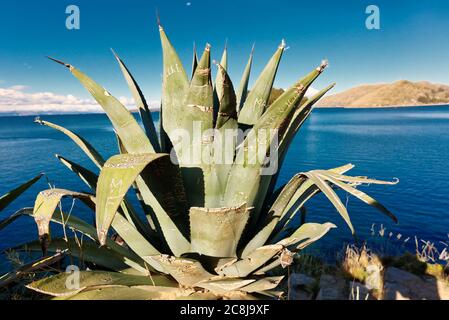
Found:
250,83 -> 335,228
0,250 -> 66,287
26,207 -> 147,270
48,57 -> 154,155
111,49 -> 161,152
217,244 -> 287,277
0,173 -> 43,212
27,271 -> 176,297
304,171 -> 354,234
240,276 -> 284,293
159,24 -> 190,152
32,189 -> 94,252
198,278 -> 255,294
236,45 -> 254,113
17,238 -> 130,272
224,62 -> 328,213
0,208 -> 26,231
44,123 -> 158,237
149,255 -> 214,287
56,155 -> 98,190
55,154 -> 157,242
269,165 -> 356,242
177,44 -> 215,208
237,42 -> 284,126
96,154 -> 190,256
53,285 -> 185,300
214,42 -> 228,103
257,223 -> 337,274
279,83 -> 336,160
218,222 -> 335,277
111,213 -> 165,272
215,64 -> 238,130
35,207 -> 156,274
190,204 -> 251,257
36,119 -> 105,168
241,175 -> 307,257
176,291 -> 219,300
210,64 -> 239,206
321,171 -> 399,186
318,172 -> 398,223
114,133 -> 159,232
191,42 -> 198,79
287,222 -> 337,249
279,164 -> 356,218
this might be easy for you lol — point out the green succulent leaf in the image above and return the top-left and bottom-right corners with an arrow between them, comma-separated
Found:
0,173 -> 43,212
159,24 -> 190,152
198,278 -> 255,294
224,62 -> 328,214
178,44 -> 215,208
304,171 -> 355,234
240,276 -> 284,293
214,42 -> 228,103
23,207 -> 147,271
236,45 -> 254,113
53,285 -> 188,300
0,251 -> 66,287
215,64 -> 237,130
112,49 -> 161,152
32,189 -> 94,252
96,154 -> 190,256
0,209 -> 27,231
56,155 -> 98,189
191,42 -> 198,79
149,255 -> 214,287
55,154 -> 157,243
279,83 -> 336,160
239,276 -> 285,293
217,222 -> 335,277
237,42 -> 284,126
17,238 -> 131,272
316,171 -> 399,223
190,203 -> 251,257
241,175 -> 307,257
36,119 -> 105,168
27,271 -> 176,297
48,57 -> 155,155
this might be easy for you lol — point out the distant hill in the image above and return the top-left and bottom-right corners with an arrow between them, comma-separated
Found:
316,80 -> 449,108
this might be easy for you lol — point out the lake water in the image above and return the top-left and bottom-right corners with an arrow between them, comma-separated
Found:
1,106 -> 449,270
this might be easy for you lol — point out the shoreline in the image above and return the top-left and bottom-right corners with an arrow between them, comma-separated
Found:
316,103 -> 449,109
1,103 -> 449,117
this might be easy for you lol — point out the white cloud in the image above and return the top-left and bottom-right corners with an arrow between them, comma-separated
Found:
0,85 -> 160,115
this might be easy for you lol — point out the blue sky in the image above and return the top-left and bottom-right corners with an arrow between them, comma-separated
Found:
1,0 -> 449,113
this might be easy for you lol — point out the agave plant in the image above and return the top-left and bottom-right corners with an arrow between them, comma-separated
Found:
1,22 -> 399,300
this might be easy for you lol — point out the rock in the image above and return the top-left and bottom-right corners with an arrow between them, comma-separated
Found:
289,289 -> 313,300
434,279 -> 449,300
383,267 -> 449,300
316,275 -> 347,300
383,282 -> 411,300
384,267 -> 422,283
289,273 -> 315,288
349,282 -> 375,300
288,273 -> 315,300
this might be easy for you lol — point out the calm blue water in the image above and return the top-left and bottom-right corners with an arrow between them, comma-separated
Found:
1,107 -> 449,270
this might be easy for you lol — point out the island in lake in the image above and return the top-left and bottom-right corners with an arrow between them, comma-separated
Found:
315,80 -> 449,108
